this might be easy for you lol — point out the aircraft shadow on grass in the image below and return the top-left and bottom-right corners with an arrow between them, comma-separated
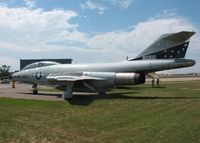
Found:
67,91 -> 200,106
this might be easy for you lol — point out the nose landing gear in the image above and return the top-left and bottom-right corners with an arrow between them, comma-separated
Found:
32,84 -> 38,94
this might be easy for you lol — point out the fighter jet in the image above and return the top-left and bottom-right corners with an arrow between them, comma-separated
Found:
12,31 -> 196,99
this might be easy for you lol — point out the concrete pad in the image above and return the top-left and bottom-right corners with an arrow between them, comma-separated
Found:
0,83 -> 63,101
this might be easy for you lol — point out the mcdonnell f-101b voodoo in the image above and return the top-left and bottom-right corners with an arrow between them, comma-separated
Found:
12,31 -> 196,99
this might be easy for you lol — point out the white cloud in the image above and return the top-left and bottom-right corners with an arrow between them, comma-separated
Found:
0,6 -> 87,52
111,0 -> 134,9
24,0 -> 36,9
80,0 -> 108,14
87,14 -> 199,60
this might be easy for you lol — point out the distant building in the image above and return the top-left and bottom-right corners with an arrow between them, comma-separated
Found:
20,58 -> 72,70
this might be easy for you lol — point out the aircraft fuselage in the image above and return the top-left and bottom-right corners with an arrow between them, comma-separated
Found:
13,59 -> 195,85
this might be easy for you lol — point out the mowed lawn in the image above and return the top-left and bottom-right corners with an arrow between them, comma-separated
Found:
0,81 -> 200,143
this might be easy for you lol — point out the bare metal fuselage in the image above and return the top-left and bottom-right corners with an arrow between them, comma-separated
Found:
13,58 -> 195,85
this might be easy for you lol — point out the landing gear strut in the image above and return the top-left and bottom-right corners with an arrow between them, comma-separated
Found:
63,82 -> 74,100
32,84 -> 38,94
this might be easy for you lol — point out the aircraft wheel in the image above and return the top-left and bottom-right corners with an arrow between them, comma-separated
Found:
98,91 -> 106,95
33,89 -> 38,94
64,98 -> 72,100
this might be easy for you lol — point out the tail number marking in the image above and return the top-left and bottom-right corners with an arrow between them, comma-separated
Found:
143,55 -> 156,60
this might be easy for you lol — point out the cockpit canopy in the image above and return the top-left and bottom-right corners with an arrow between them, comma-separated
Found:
23,61 -> 60,70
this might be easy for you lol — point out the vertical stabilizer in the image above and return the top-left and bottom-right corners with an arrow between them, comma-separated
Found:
131,31 -> 195,60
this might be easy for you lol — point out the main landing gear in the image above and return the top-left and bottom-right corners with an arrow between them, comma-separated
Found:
63,82 -> 74,100
32,84 -> 38,94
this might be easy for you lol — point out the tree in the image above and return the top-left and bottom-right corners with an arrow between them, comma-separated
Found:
0,65 -> 11,80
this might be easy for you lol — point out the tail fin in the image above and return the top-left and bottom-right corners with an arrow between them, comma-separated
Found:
131,31 -> 195,60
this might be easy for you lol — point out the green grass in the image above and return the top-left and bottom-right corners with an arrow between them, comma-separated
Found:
0,81 -> 200,143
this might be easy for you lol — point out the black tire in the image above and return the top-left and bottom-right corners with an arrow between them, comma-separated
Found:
33,90 -> 38,94
98,91 -> 106,95
64,98 -> 72,100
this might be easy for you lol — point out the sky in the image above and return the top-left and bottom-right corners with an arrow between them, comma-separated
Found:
0,0 -> 199,73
